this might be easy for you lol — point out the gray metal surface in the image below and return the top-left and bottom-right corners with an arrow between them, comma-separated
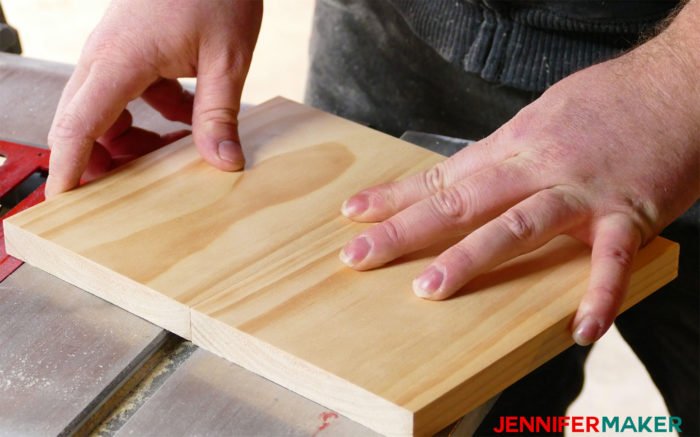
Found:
115,348 -> 379,437
94,339 -> 197,435
0,53 -> 187,148
0,265 -> 165,436
400,130 -> 473,157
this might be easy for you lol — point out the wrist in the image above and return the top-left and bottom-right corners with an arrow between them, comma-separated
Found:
619,4 -> 700,196
654,1 -> 700,200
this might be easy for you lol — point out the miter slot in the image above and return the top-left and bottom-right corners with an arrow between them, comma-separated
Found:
0,170 -> 47,217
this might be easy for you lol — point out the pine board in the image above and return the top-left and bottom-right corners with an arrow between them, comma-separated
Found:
4,98 -> 679,436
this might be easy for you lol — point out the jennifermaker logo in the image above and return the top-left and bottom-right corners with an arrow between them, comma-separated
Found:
493,416 -> 683,433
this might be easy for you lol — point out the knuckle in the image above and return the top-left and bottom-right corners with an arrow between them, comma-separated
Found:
159,107 -> 182,122
549,186 -> 586,210
49,112 -> 91,145
501,208 -> 537,242
619,198 -> 658,244
431,188 -> 466,220
381,185 -> 399,212
537,187 -> 562,205
379,219 -> 406,247
206,45 -> 251,73
363,185 -> 395,213
514,152 -> 548,177
82,29 -> 112,59
423,163 -> 447,193
85,43 -> 126,70
601,246 -> 634,270
197,106 -> 239,126
448,244 -> 476,269
501,106 -> 536,142
85,29 -> 144,65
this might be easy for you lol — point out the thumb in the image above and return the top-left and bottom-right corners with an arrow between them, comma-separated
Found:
192,58 -> 247,171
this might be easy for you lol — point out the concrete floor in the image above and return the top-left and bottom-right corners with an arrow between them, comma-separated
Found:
2,1 -> 673,435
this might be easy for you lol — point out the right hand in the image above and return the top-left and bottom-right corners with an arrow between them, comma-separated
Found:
46,0 -> 263,197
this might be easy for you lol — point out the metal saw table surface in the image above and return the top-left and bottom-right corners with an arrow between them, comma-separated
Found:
0,53 -> 494,436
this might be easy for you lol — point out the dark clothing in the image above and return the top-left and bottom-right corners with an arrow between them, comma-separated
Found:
0,3 -> 21,55
305,0 -> 699,435
388,0 -> 678,91
306,0 -> 539,139
483,0 -> 678,19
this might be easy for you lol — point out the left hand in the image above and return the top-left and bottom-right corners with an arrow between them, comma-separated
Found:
338,29 -> 700,346
45,0 -> 263,196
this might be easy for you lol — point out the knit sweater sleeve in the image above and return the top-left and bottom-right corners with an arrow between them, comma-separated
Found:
387,0 -> 679,91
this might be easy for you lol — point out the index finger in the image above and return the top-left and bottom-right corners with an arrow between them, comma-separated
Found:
341,133 -> 516,222
46,63 -> 156,197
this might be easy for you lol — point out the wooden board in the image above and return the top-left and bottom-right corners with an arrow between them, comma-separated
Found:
4,97 -> 679,436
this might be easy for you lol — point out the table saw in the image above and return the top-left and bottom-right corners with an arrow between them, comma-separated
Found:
0,53 -> 497,436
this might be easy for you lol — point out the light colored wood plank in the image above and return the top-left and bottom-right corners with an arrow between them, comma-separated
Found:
4,97 -> 679,436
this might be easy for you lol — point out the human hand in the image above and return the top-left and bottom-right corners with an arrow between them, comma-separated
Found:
339,19 -> 700,346
46,0 -> 262,196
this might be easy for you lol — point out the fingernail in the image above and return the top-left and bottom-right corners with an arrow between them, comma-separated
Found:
572,316 -> 602,346
217,140 -> 242,164
413,265 -> 444,298
341,193 -> 369,218
339,236 -> 372,266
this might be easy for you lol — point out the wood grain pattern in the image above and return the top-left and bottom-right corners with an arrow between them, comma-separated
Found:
5,97 -> 679,436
